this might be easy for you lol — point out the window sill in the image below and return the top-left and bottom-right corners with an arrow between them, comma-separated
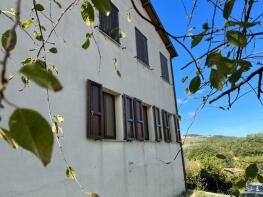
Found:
135,57 -> 152,69
98,28 -> 121,47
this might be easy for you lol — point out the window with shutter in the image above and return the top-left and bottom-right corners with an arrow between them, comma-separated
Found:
134,98 -> 144,141
162,110 -> 171,142
103,92 -> 116,139
153,106 -> 162,142
123,95 -> 135,140
87,80 -> 104,139
160,52 -> 169,82
135,28 -> 149,65
99,3 -> 120,43
143,106 -> 149,141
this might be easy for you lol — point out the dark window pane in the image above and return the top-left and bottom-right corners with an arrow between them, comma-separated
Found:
160,53 -> 169,82
143,106 -> 149,140
103,93 -> 116,139
135,28 -> 149,65
99,3 -> 119,43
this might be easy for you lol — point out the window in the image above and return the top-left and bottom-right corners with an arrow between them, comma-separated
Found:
160,52 -> 169,82
143,106 -> 149,140
162,110 -> 171,142
135,28 -> 149,65
123,95 -> 135,140
153,106 -> 162,142
103,93 -> 116,139
99,2 -> 120,43
87,80 -> 116,140
134,99 -> 144,141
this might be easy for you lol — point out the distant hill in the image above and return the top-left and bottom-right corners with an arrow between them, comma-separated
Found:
184,133 -> 263,172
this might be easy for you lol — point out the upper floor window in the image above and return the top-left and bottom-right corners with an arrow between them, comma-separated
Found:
160,52 -> 169,82
99,2 -> 120,43
135,28 -> 149,65
87,80 -> 116,140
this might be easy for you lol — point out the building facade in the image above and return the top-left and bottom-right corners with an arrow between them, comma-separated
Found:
0,0 -> 186,196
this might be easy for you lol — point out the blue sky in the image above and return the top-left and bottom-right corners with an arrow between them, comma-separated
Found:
151,0 -> 263,137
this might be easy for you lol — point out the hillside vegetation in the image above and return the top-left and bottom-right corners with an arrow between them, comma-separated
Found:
184,133 -> 263,193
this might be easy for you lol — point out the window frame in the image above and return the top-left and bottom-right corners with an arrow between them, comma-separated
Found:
103,92 -> 117,140
135,27 -> 149,66
160,52 -> 170,82
99,2 -> 120,43
174,114 -> 181,143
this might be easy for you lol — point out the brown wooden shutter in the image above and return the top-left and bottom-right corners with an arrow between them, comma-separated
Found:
174,114 -> 181,143
160,52 -> 169,82
134,98 -> 144,141
123,95 -> 135,140
153,106 -> 162,142
87,80 -> 104,139
162,110 -> 171,143
135,28 -> 149,65
143,106 -> 149,140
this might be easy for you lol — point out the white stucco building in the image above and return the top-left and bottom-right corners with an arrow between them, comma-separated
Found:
0,0 -> 186,196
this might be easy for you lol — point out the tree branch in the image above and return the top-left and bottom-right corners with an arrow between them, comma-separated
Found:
209,66 -> 263,104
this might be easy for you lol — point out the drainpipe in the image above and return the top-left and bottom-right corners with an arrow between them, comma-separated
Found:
170,57 -> 187,192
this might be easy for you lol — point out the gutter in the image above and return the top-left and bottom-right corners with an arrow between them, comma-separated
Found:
170,57 -> 187,192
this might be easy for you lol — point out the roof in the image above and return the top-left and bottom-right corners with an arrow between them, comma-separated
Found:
140,0 -> 178,57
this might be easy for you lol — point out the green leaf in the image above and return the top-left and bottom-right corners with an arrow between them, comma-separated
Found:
191,32 -> 205,48
20,64 -> 63,92
81,0 -> 94,27
229,70 -> 242,84
0,128 -> 18,149
202,22 -> 209,30
49,47 -> 58,54
236,60 -> 252,72
245,163 -> 258,179
189,76 -> 201,94
205,51 -> 222,67
9,108 -> 54,166
216,154 -> 226,159
21,57 -> 32,65
82,34 -> 91,50
34,4 -> 45,11
210,69 -> 224,90
225,21 -> 260,28
91,0 -> 111,16
227,30 -> 247,47
223,0 -> 235,20
66,166 -> 76,180
33,31 -> 43,41
53,115 -> 64,123
1,30 -> 17,51
22,19 -> 33,29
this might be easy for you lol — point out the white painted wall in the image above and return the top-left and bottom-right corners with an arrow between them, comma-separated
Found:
0,0 -> 186,196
